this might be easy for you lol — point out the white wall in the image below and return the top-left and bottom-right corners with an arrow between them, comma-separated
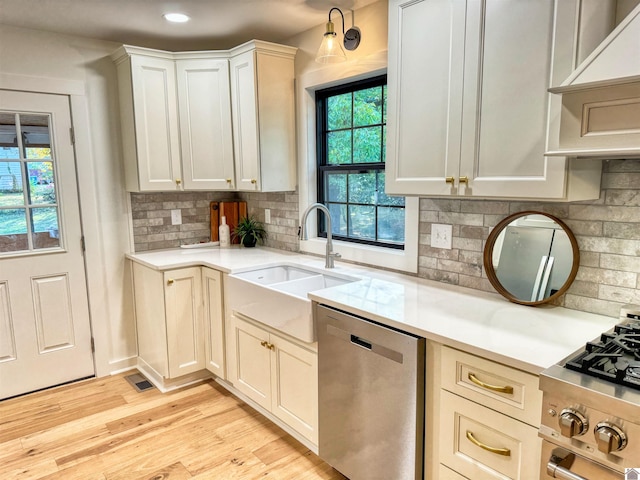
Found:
0,25 -> 137,376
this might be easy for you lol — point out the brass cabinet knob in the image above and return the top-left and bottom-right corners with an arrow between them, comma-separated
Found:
167,279 -> 174,286
175,178 -> 182,185
445,176 -> 455,185
226,178 -> 232,184
250,179 -> 257,184
459,176 -> 469,184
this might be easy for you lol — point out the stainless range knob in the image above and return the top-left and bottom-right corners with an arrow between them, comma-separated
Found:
559,408 -> 588,438
594,422 -> 627,454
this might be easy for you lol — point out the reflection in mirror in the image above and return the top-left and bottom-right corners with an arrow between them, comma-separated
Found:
484,212 -> 579,306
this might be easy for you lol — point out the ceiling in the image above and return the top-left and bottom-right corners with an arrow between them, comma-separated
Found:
0,0 -> 379,51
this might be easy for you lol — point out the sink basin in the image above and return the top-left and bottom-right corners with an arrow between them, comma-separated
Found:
226,263 -> 359,342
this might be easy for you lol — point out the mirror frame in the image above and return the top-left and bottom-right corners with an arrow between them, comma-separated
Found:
483,211 -> 580,306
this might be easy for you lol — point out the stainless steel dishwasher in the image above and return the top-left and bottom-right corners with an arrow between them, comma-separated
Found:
316,304 -> 425,480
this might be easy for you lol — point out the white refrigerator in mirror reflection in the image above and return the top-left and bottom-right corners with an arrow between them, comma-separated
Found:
495,225 -> 572,301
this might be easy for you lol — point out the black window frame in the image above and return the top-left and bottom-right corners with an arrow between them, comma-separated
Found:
315,74 -> 404,250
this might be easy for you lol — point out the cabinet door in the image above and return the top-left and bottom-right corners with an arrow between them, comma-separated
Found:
270,334 -> 318,444
230,51 -> 261,191
176,58 -> 236,191
130,54 -> 182,191
202,268 -> 225,378
386,0 -> 466,196
458,0 -> 569,198
227,315 -> 272,410
164,267 -> 204,378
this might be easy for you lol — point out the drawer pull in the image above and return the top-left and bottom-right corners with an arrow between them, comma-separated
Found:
466,430 -> 511,457
468,372 -> 514,394
260,341 -> 275,350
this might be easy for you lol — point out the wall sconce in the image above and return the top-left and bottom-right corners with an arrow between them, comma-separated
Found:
315,7 -> 362,64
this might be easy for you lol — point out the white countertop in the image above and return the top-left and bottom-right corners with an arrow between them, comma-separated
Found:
127,246 -> 619,374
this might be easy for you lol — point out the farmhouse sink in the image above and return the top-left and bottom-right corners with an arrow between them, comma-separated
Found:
225,263 -> 359,342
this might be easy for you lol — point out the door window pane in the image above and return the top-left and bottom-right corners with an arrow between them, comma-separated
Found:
27,162 -> 56,205
0,161 -> 24,206
31,207 -> 60,249
0,208 -> 28,253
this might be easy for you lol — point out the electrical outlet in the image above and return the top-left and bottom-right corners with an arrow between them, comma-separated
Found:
431,223 -> 452,249
265,209 -> 271,224
171,209 -> 182,225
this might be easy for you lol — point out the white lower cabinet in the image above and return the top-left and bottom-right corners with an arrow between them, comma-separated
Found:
432,344 -> 542,479
132,263 -> 208,390
202,268 -> 225,378
226,313 -> 318,444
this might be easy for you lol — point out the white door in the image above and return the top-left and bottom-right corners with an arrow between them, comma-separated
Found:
0,90 -> 93,399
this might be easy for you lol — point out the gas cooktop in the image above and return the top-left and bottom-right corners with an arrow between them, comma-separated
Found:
565,320 -> 640,390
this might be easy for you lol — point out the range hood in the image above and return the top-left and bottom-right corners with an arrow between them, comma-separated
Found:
546,3 -> 640,158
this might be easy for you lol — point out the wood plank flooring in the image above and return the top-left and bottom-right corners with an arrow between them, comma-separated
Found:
0,372 -> 347,479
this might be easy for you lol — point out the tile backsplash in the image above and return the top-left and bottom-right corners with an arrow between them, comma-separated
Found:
130,159 -> 640,319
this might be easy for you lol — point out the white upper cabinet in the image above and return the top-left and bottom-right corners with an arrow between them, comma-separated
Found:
386,0 -> 608,200
117,51 -> 182,192
229,42 -> 297,192
176,55 -> 236,190
112,41 -> 297,193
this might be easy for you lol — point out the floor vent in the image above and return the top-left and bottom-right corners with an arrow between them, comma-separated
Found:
125,372 -> 155,393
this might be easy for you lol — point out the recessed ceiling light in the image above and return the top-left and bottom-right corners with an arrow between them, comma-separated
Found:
163,13 -> 190,23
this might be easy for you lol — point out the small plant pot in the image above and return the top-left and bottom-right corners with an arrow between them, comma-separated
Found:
242,236 -> 257,248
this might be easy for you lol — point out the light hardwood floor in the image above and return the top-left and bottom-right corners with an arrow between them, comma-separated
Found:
0,372 -> 347,479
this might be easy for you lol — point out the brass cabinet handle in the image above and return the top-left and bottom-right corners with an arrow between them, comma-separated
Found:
459,176 -> 469,184
468,372 -> 514,394
466,430 -> 511,456
260,341 -> 275,350
445,176 -> 455,185
167,279 -> 174,286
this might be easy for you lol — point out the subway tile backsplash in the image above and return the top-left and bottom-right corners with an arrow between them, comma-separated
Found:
130,159 -> 640,319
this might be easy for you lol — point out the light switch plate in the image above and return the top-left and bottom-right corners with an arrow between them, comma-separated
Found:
431,223 -> 452,249
171,209 -> 182,225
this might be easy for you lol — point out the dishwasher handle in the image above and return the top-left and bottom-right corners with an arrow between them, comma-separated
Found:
351,334 -> 372,350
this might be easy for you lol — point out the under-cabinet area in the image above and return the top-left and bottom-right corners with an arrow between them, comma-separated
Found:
127,248 -> 619,480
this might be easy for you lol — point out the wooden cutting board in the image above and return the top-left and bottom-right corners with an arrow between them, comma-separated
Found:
210,201 -> 247,244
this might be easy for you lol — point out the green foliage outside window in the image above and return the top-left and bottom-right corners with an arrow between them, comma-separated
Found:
317,75 -> 404,248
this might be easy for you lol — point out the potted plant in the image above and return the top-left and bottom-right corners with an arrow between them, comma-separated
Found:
233,215 -> 267,248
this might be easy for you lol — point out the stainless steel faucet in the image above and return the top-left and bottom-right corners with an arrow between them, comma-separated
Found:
299,203 -> 341,268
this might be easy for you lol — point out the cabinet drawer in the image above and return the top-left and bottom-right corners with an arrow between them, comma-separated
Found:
440,390 -> 540,480
439,463 -> 468,480
440,346 -> 542,426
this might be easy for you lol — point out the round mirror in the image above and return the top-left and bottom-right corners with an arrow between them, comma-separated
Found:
483,211 -> 580,306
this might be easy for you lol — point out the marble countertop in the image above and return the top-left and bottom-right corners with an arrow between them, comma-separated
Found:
127,246 -> 619,374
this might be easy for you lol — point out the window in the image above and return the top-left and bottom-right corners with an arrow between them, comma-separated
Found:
0,112 -> 61,254
316,75 -> 405,249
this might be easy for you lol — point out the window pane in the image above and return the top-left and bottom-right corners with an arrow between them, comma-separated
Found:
20,114 -> 51,159
0,208 -> 28,253
327,131 -> 352,164
326,173 -> 347,202
27,162 -> 56,205
327,93 -> 352,130
378,207 -> 405,242
0,161 -> 24,206
31,207 -> 60,249
377,172 -> 405,206
383,85 -> 387,124
348,205 -> 375,240
348,172 -> 376,204
328,203 -> 347,236
382,125 -> 386,163
353,127 -> 382,163
0,113 -> 19,159
354,86 -> 382,127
